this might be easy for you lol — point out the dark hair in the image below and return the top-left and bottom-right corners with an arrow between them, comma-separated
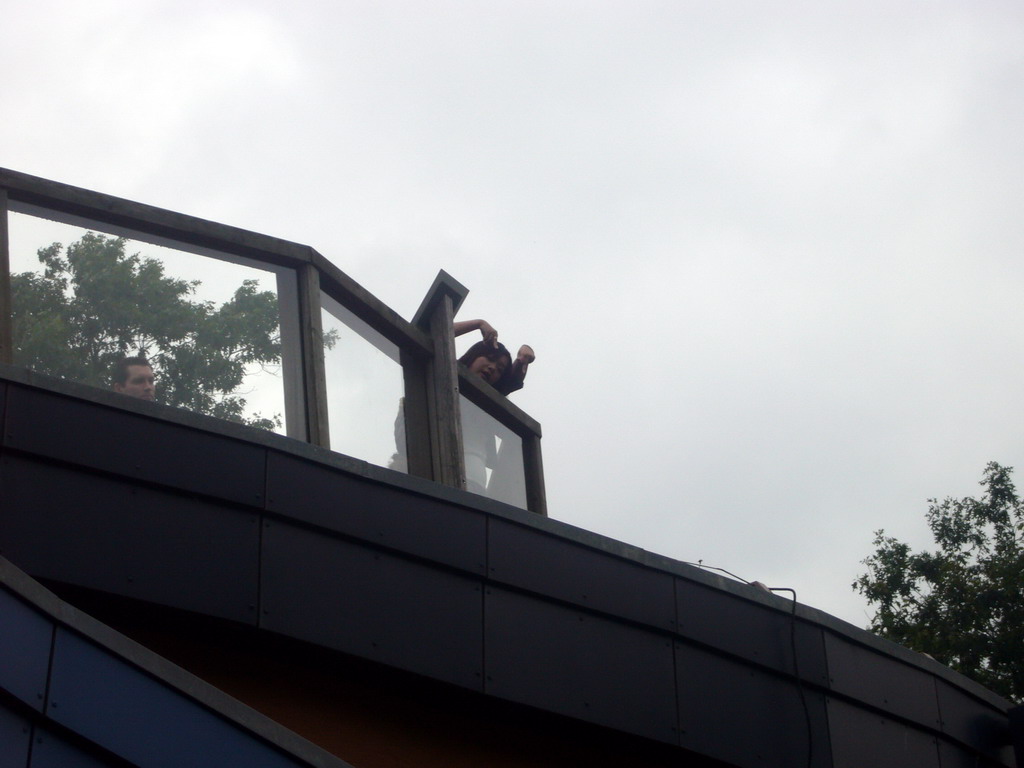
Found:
458,340 -> 511,370
458,341 -> 513,390
112,355 -> 151,386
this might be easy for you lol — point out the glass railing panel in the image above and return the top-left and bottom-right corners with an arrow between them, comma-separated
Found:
7,208 -> 303,438
459,393 -> 527,508
320,292 -> 407,472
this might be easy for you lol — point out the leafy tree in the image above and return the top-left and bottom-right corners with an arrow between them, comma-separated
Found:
854,462 -> 1024,701
11,232 -> 282,430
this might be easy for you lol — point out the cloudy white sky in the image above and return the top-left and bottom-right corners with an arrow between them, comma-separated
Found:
4,1 -> 1022,627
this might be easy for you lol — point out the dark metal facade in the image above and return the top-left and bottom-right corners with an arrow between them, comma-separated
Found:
0,367 -> 1017,767
0,558 -> 352,768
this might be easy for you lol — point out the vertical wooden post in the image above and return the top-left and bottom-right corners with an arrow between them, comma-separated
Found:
0,190 -> 12,365
522,434 -> 548,517
412,271 -> 469,490
297,263 -> 330,449
400,349 -> 433,480
276,269 -> 307,442
425,293 -> 464,488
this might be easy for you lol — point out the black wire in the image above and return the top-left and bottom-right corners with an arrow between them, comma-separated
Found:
769,587 -> 813,768
684,561 -> 813,768
681,559 -> 753,585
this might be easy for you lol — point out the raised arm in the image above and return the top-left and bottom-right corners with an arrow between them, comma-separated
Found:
453,319 -> 498,348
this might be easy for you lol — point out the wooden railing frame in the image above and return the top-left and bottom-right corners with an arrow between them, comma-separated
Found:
0,168 -> 546,514
0,188 -> 10,366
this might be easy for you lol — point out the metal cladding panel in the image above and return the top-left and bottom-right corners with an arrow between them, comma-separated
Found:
260,521 -> 484,690
0,455 -> 260,624
46,628 -> 306,768
675,642 -> 832,768
4,386 -> 265,506
483,586 -> 677,745
487,519 -> 676,631
265,452 -> 485,574
823,632 -> 941,729
30,728 -> 117,768
935,679 -> 1015,765
0,703 -> 32,768
936,739 -> 998,768
0,587 -> 52,711
0,381 -> 7,442
826,697 -> 939,768
676,579 -> 829,685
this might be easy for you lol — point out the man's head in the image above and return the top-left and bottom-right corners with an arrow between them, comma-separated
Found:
112,356 -> 156,401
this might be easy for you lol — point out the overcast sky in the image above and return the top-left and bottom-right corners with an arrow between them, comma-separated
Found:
4,1 -> 1023,627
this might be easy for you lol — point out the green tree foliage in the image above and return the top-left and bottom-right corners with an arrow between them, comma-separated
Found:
12,232 -> 282,430
854,462 -> 1024,701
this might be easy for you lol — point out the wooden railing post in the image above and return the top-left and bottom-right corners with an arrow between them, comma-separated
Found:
297,263 -> 330,449
400,348 -> 433,480
522,434 -> 548,517
412,271 -> 469,490
0,189 -> 11,365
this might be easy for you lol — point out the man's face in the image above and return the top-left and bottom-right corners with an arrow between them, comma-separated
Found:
115,364 -> 156,400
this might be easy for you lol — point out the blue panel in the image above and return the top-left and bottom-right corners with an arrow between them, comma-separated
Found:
4,387 -> 265,506
488,519 -> 676,631
0,456 -> 259,623
0,702 -> 31,768
823,633 -> 940,729
827,697 -> 939,768
46,629 -> 304,768
675,642 -> 832,768
260,521 -> 484,690
676,579 -> 829,684
30,728 -> 114,768
0,587 -> 53,711
935,679 -> 1014,764
483,586 -> 677,745
265,452 -> 485,574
